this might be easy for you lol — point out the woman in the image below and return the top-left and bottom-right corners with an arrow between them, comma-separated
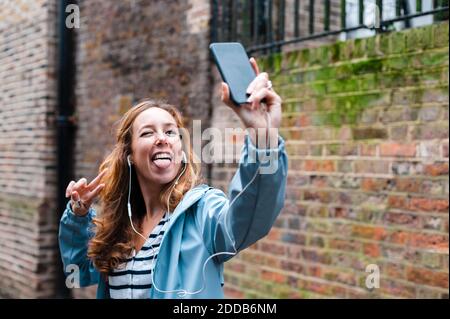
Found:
59,58 -> 288,299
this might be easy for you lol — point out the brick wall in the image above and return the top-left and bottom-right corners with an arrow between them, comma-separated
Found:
71,0 -> 212,298
212,22 -> 449,298
1,0 -> 447,299
0,0 -> 59,298
73,0 -> 212,179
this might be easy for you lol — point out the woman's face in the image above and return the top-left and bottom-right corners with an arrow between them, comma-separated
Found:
130,107 -> 184,186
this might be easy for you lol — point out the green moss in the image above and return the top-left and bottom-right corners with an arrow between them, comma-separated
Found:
336,41 -> 347,61
335,63 -> 353,79
413,87 -> 425,103
328,78 -> 359,93
383,57 -> 409,71
330,42 -> 341,63
285,50 -> 300,69
405,24 -> 434,51
419,51 -> 449,67
365,36 -> 377,57
382,71 -> 407,88
352,59 -> 383,75
318,93 -> 385,127
269,52 -> 283,73
315,66 -> 337,81
359,73 -> 378,91
327,144 -> 340,155
433,21 -> 449,48
310,82 -> 327,95
353,38 -> 366,59
299,49 -> 310,68
389,32 -> 406,54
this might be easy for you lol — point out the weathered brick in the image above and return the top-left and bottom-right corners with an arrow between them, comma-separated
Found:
361,178 -> 390,192
351,225 -> 387,241
281,232 -> 306,246
394,178 -> 421,193
388,195 -> 409,210
354,160 -> 390,174
383,212 -> 420,228
409,233 -> 449,250
406,267 -> 449,289
424,162 -> 449,176
380,143 -> 416,157
421,87 -> 449,104
363,243 -> 381,258
418,105 -> 442,121
420,179 -> 446,195
303,160 -> 336,172
411,124 -> 449,140
418,141 -> 442,158
442,142 -> 449,158
329,238 -> 362,252
409,197 -> 449,213
360,143 -> 378,156
352,127 -> 388,140
422,215 -> 446,231
381,279 -> 416,298
389,125 -> 409,141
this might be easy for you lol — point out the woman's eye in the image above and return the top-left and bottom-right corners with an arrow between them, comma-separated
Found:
141,131 -> 154,137
166,130 -> 177,137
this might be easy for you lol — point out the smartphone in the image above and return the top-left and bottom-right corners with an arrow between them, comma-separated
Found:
209,42 -> 256,106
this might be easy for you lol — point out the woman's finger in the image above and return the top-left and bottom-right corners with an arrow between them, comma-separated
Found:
246,58 -> 260,94
247,88 -> 274,110
65,180 -> 75,197
249,57 -> 260,75
73,178 -> 87,193
220,82 -> 229,105
221,82 -> 239,110
71,190 -> 80,203
246,72 -> 269,95
87,169 -> 107,191
85,183 -> 105,204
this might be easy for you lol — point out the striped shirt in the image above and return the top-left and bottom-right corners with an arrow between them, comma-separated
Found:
108,212 -> 169,299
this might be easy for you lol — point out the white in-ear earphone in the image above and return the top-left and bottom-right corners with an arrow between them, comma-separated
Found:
125,154 -> 145,240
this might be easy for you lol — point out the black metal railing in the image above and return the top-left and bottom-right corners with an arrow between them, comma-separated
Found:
211,0 -> 449,54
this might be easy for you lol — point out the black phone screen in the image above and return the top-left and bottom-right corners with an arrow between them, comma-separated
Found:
209,42 -> 256,105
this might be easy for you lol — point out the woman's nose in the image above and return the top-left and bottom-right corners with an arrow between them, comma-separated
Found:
155,132 -> 168,144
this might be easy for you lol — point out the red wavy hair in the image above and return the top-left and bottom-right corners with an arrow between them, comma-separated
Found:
87,99 -> 203,274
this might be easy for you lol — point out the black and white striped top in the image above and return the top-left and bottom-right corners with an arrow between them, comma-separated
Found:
108,212 -> 169,299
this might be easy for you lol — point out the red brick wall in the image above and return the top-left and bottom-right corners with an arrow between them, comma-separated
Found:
0,0 -> 59,298
212,22 -> 449,298
71,0 -> 212,298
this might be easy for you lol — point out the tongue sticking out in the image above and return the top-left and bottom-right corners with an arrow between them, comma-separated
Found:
153,159 -> 171,169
